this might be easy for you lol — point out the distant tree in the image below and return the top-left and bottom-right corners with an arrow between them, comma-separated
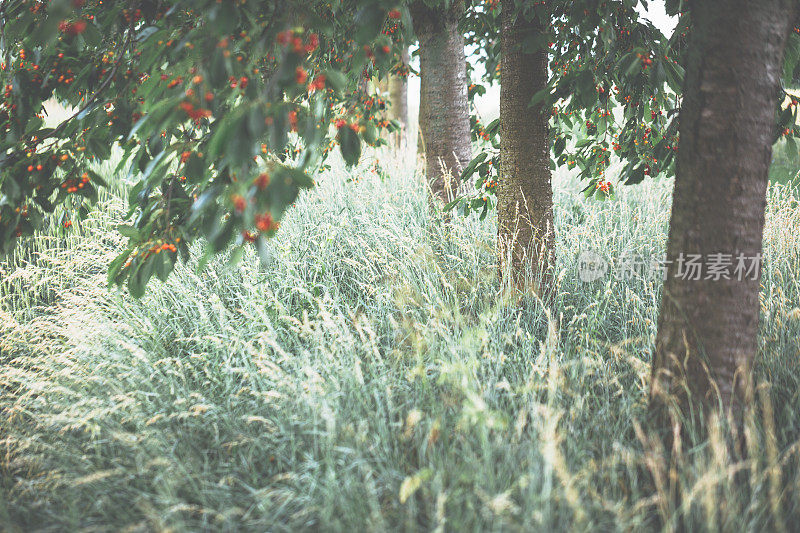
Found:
387,46 -> 409,146
457,0 -> 683,295
410,0 -> 472,205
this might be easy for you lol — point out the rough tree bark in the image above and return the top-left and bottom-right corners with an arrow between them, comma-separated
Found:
411,1 -> 472,205
650,0 -> 795,421
497,0 -> 554,296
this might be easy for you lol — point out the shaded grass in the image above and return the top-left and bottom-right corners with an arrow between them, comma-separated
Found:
1,150 -> 799,531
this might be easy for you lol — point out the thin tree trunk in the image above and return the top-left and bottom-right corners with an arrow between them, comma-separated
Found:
650,0 -> 795,421
497,0 -> 554,296
388,47 -> 409,148
411,1 -> 471,205
375,77 -> 388,96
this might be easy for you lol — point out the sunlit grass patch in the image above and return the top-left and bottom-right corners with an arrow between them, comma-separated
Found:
1,148 -> 799,531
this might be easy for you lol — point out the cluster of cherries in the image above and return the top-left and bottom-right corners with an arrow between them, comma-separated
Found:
60,172 -> 91,194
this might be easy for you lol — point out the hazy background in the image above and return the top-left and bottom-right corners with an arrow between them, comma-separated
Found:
404,3 -> 677,126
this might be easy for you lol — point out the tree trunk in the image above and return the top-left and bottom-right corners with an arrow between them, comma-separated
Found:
411,1 -> 471,205
375,77 -> 388,96
497,0 -> 554,296
388,47 -> 409,148
650,0 -> 795,421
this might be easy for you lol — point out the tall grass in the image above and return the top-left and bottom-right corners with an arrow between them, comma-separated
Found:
1,148 -> 799,531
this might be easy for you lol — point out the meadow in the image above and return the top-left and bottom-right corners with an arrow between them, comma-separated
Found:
1,147 -> 800,531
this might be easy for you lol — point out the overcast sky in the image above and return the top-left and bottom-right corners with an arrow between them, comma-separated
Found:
637,1 -> 678,36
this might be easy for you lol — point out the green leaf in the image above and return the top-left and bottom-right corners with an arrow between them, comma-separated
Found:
363,122 -> 378,145
786,135 -> 799,166
479,200 -> 489,220
81,21 -> 102,46
228,245 -> 245,268
208,106 -> 247,161
554,136 -> 566,157
338,126 -> 361,167
520,33 -> 550,54
210,217 -> 235,252
87,136 -> 112,161
576,70 -> 597,108
784,34 -> 800,85
664,59 -> 684,93
461,152 -> 487,179
323,70 -> 348,93
128,256 -> 155,298
354,5 -> 385,42
623,164 -> 646,185
107,249 -> 132,286
529,87 -> 553,109
155,250 -> 176,281
116,225 -> 141,239
209,2 -> 240,35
